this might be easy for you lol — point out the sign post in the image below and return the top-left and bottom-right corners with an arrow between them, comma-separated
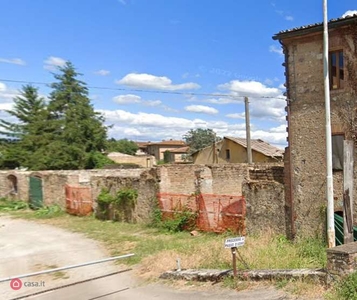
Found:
225,237 -> 245,277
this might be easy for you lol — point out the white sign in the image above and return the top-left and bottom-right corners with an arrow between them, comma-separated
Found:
224,236 -> 245,248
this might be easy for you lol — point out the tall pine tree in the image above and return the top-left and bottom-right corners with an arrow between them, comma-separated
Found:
44,61 -> 108,169
0,85 -> 48,169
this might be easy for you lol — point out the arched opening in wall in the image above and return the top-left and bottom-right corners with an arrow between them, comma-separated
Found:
7,175 -> 18,195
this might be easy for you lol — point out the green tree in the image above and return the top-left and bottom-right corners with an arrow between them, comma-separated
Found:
0,85 -> 47,139
106,138 -> 138,155
44,61 -> 108,169
0,85 -> 49,169
183,128 -> 221,154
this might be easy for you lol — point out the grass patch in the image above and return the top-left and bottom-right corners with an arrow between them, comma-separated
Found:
326,272 -> 357,300
0,198 -> 28,211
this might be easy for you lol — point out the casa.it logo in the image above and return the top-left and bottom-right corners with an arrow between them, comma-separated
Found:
10,278 -> 22,290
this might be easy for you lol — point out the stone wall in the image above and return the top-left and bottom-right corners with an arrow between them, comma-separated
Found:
107,152 -> 156,167
157,164 -> 250,196
0,164 -> 286,234
282,26 -> 357,238
90,169 -> 158,223
327,242 -> 357,276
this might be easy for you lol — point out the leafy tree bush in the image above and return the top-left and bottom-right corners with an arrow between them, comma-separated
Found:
183,128 -> 221,154
0,62 -> 108,170
106,138 -> 138,155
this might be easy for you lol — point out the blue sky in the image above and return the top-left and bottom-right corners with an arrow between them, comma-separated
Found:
0,0 -> 356,148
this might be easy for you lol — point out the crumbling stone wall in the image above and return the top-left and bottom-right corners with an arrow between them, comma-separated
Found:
282,27 -> 357,238
91,168 -> 158,223
0,164 -> 286,234
244,165 -> 286,235
327,242 -> 357,276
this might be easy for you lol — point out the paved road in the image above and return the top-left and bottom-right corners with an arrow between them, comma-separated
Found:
0,216 -> 291,300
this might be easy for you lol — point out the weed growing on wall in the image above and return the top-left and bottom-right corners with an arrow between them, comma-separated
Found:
96,187 -> 138,222
150,199 -> 198,232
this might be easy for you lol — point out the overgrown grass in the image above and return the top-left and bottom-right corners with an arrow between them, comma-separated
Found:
2,210 -> 327,277
325,272 -> 357,300
0,198 -> 28,211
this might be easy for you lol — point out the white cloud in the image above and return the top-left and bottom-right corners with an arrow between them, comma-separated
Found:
184,105 -> 218,115
206,97 -> 237,105
0,58 -> 26,66
270,124 -> 286,133
217,80 -> 286,122
226,113 -> 245,119
94,69 -> 110,76
116,73 -> 201,91
218,80 -> 281,98
269,45 -> 283,56
285,15 -> 294,21
113,94 -> 141,105
43,56 -> 66,71
97,109 -> 287,146
144,100 -> 162,107
342,10 -> 357,18
112,94 -> 165,109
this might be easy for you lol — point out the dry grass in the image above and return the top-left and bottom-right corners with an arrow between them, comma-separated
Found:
4,211 -> 327,298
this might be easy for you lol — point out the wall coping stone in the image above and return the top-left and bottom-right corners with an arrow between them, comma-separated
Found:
326,242 -> 357,255
160,268 -> 329,283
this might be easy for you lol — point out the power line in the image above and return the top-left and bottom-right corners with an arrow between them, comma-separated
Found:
0,78 -> 289,101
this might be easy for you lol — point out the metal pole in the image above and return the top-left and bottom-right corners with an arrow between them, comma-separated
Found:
231,247 -> 237,277
244,97 -> 252,164
0,253 -> 135,283
323,0 -> 335,248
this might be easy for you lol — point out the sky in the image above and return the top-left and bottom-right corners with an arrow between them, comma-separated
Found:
0,0 -> 356,149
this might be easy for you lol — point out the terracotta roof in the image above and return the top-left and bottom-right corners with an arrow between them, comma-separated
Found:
167,146 -> 190,153
136,142 -> 148,148
146,140 -> 186,146
224,137 -> 284,158
273,14 -> 357,40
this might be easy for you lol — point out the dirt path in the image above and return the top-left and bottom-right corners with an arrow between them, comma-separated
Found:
0,216 -> 294,300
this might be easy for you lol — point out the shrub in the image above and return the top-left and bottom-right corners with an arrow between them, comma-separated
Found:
336,272 -> 357,300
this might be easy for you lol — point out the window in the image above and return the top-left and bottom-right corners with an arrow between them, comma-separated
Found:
329,50 -> 344,90
226,149 -> 231,160
332,134 -> 344,171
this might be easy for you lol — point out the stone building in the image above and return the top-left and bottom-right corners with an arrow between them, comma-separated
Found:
273,14 -> 357,238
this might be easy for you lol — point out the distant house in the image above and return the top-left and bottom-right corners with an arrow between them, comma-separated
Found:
167,146 -> 190,163
136,140 -> 187,161
107,152 -> 156,167
192,137 -> 284,164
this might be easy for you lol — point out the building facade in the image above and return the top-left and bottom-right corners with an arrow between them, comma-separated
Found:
273,14 -> 357,238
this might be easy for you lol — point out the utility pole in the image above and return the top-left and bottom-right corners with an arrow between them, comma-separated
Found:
244,97 -> 252,164
323,0 -> 335,248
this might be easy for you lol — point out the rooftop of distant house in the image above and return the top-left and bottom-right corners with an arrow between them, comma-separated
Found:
136,139 -> 186,147
225,137 -> 284,158
273,14 -> 357,40
167,146 -> 190,153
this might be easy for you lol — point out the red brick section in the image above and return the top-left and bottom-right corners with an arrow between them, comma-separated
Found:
157,193 -> 246,234
65,185 -> 93,216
